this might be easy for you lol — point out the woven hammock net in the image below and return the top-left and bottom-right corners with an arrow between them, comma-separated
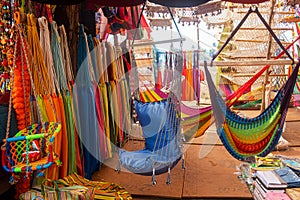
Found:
216,1 -> 294,100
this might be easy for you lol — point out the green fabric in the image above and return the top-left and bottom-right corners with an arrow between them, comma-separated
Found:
227,103 -> 281,139
99,83 -> 112,158
62,92 -> 77,174
107,82 -> 116,149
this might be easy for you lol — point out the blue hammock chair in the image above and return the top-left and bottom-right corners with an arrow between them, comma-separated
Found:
116,1 -> 186,185
118,56 -> 184,184
118,95 -> 182,178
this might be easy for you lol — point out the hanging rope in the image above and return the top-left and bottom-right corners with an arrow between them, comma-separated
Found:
59,25 -> 74,84
38,16 -> 59,95
27,14 -> 53,97
50,21 -> 69,92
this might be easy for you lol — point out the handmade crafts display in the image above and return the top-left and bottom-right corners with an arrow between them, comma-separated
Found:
1,12 -> 61,181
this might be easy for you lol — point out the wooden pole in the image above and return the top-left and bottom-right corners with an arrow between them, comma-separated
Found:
200,59 -> 295,66
261,0 -> 276,112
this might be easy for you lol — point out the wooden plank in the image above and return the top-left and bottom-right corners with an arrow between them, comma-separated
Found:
281,17 -> 300,23
219,54 -> 288,59
231,73 -> 288,77
202,59 -> 296,67
132,38 -> 185,47
182,145 -> 252,198
219,39 -> 290,45
239,27 -> 293,31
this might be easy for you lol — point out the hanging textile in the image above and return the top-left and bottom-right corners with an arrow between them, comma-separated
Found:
204,60 -> 299,160
118,47 -> 184,184
2,13 -> 61,199
49,20 -> 71,178
193,51 -> 201,103
89,37 -> 109,160
185,51 -> 195,101
58,25 -> 80,175
26,13 -> 63,181
73,24 -> 101,179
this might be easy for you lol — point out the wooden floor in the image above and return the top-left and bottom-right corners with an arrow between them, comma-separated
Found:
92,108 -> 300,199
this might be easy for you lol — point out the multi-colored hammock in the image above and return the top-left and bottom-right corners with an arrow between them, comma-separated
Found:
204,60 -> 299,161
201,5 -> 299,161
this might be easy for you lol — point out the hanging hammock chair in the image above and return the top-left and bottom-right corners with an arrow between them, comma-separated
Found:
204,6 -> 299,161
1,12 -> 61,177
115,3 -> 187,184
118,52 -> 183,184
205,60 -> 299,160
118,94 -> 182,176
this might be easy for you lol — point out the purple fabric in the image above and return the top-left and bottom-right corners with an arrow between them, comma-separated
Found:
181,103 -> 212,116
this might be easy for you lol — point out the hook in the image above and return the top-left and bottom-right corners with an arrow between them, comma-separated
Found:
250,5 -> 258,12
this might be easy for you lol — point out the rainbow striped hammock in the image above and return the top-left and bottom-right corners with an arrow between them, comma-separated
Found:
204,60 -> 300,161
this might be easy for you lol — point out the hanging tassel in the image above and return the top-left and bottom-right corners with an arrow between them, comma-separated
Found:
152,168 -> 157,185
181,127 -> 186,142
115,159 -> 121,173
166,167 -> 171,185
182,154 -> 185,169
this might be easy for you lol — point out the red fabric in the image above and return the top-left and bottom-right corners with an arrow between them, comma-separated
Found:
222,0 -> 269,3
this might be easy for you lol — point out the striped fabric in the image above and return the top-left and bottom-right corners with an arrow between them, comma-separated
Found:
58,173 -> 132,200
19,184 -> 94,200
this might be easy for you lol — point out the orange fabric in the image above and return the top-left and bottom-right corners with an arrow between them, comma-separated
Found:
45,95 -> 61,180
58,94 -> 68,178
186,69 -> 194,100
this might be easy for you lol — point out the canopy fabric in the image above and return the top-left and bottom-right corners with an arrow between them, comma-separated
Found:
222,0 -> 269,3
31,0 -> 145,6
30,0 -> 85,5
31,0 -> 212,7
149,0 -> 211,7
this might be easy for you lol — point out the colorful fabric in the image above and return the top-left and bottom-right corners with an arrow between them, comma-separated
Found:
2,122 -> 61,173
204,60 -> 300,161
58,173 -> 132,199
73,25 -> 101,179
119,99 -> 181,175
